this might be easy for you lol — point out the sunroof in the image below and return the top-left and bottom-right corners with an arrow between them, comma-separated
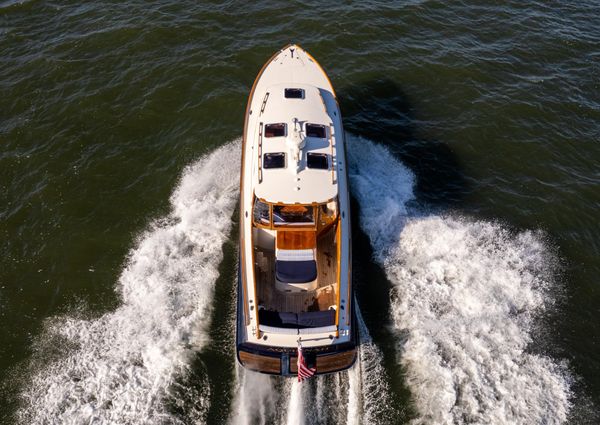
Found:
284,88 -> 304,99
264,152 -> 286,169
307,153 -> 328,170
306,123 -> 326,138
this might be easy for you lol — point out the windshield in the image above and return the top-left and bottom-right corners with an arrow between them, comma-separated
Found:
273,205 -> 314,225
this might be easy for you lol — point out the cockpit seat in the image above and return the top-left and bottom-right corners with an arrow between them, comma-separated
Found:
275,249 -> 318,283
275,231 -> 318,292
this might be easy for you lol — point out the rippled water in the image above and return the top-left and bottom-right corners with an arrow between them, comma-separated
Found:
1,1 -> 599,424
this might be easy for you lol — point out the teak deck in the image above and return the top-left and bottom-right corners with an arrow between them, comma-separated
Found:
256,226 -> 337,313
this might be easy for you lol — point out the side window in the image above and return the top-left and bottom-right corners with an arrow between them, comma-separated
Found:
307,153 -> 329,170
318,200 -> 338,226
253,199 -> 270,226
265,123 -> 286,137
306,123 -> 326,138
264,152 -> 285,169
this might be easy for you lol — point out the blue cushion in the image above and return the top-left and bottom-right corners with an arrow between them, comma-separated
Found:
258,310 -> 298,328
297,310 -> 335,327
279,312 -> 298,326
275,260 -> 317,283
257,310 -> 336,329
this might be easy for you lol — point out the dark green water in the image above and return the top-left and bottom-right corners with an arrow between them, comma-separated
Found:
1,1 -> 599,423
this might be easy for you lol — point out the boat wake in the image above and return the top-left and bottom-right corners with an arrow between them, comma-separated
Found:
15,135 -> 572,424
347,135 -> 572,424
228,134 -> 571,424
17,141 -> 241,424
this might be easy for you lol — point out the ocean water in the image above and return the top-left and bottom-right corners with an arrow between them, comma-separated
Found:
1,1 -> 599,424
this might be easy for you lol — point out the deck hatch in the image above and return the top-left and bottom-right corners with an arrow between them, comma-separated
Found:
284,88 -> 304,99
265,123 -> 286,137
306,123 -> 326,138
307,153 -> 329,170
263,152 -> 286,169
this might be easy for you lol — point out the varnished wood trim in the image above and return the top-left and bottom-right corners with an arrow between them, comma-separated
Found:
290,349 -> 356,374
276,230 -> 317,250
316,349 -> 356,373
240,46 -> 287,332
239,351 -> 281,374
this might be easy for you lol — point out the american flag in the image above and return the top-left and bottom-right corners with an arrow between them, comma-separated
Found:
297,341 -> 316,382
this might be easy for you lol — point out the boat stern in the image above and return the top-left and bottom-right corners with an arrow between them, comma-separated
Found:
236,263 -> 358,376
237,342 -> 357,376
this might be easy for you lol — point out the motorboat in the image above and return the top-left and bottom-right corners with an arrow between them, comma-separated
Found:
236,44 -> 357,376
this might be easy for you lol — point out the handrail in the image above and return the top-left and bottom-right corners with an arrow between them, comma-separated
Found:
258,122 -> 263,183
260,92 -> 269,115
329,124 -> 335,184
254,123 -> 264,339
343,133 -> 352,327
334,218 -> 342,337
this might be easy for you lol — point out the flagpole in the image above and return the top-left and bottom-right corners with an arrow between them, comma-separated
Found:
297,337 -> 301,383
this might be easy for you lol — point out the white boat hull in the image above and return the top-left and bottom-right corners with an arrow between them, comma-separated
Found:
236,44 -> 357,375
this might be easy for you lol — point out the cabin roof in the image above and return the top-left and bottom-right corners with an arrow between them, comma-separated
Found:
244,44 -> 343,205
253,83 -> 339,204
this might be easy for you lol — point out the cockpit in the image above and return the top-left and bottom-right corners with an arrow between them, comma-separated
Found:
250,195 -> 341,330
252,197 -> 338,231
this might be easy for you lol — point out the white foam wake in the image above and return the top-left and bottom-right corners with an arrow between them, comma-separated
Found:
230,367 -> 283,425
347,134 -> 572,424
347,302 -> 398,424
18,140 -> 241,424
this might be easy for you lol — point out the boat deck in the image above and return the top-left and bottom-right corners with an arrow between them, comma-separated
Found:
255,226 -> 337,313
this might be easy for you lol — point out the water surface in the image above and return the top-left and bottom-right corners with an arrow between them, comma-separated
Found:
1,1 -> 599,423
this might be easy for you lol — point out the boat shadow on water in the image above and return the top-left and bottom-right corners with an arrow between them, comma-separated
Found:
339,77 -> 468,208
